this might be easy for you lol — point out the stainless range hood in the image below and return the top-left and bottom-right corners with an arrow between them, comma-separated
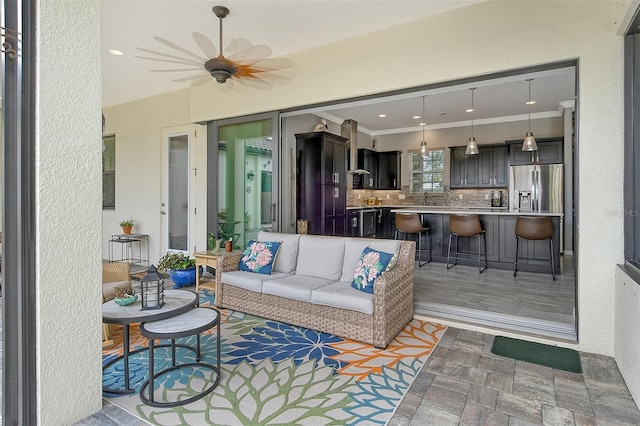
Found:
341,119 -> 370,175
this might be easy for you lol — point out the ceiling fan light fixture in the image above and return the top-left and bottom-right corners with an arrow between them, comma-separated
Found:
522,78 -> 538,151
465,88 -> 479,155
211,69 -> 232,83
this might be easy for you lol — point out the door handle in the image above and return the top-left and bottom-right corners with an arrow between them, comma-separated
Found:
271,203 -> 276,222
160,210 -> 166,215
352,217 -> 357,227
334,187 -> 339,198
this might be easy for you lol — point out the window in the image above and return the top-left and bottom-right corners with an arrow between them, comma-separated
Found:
103,135 -> 115,209
409,148 -> 444,194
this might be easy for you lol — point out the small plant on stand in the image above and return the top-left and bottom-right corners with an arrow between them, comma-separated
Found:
119,218 -> 135,234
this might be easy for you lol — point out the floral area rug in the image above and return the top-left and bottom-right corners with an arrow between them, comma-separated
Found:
103,289 -> 446,425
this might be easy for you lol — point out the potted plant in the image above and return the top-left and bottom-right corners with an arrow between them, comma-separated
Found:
157,251 -> 202,289
119,218 -> 135,234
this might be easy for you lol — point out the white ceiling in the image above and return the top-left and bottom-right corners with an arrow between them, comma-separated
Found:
101,0 -> 576,134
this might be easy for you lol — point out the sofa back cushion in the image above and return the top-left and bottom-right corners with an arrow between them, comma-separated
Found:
258,231 -> 301,274
340,238 -> 400,282
296,235 -> 345,281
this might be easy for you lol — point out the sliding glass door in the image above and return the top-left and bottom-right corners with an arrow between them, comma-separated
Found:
208,113 -> 279,250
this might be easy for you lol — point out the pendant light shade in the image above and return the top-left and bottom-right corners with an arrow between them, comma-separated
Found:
522,79 -> 538,152
420,95 -> 428,156
465,88 -> 479,155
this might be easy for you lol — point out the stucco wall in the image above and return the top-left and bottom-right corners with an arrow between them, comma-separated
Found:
38,0 -> 103,423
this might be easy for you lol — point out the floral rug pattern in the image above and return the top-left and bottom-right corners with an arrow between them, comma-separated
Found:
103,289 -> 446,425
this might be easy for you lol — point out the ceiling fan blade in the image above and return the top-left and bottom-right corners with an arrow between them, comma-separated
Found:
171,71 -> 209,82
192,75 -> 212,86
228,44 -> 272,64
153,36 -> 208,62
192,32 -> 218,58
233,74 -> 272,90
224,38 -> 254,55
242,57 -> 295,72
136,48 -> 203,66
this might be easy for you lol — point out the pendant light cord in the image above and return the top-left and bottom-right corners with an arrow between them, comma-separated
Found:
528,79 -> 532,132
422,95 -> 426,141
471,88 -> 475,138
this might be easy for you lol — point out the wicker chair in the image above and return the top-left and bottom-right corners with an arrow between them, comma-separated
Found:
102,262 -> 132,343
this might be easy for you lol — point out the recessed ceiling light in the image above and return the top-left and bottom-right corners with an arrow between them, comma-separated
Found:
419,122 -> 426,126
413,115 -> 421,119
466,108 -> 474,113
378,114 -> 386,118
436,112 -> 447,116
526,100 -> 536,105
109,49 -> 124,56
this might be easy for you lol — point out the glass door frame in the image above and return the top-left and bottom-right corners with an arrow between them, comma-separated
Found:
207,111 -> 280,245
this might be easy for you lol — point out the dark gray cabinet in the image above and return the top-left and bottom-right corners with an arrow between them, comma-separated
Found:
376,151 -> 402,189
479,146 -> 508,187
352,148 -> 377,189
508,137 -> 563,165
450,147 -> 479,188
296,131 -> 348,236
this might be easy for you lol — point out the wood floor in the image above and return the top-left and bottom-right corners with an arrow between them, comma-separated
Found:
413,255 -> 577,340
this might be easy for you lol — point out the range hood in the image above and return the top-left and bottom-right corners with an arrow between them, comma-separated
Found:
341,119 -> 370,175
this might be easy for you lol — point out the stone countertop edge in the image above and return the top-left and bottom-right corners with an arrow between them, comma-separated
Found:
389,207 -> 563,216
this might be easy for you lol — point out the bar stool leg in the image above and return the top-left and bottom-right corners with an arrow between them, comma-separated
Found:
427,229 -> 432,263
418,230 -> 425,267
514,237 -> 519,277
446,233 -> 456,269
479,232 -> 488,273
550,238 -> 556,281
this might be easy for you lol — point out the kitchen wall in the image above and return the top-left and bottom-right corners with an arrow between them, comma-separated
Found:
348,188 -> 509,208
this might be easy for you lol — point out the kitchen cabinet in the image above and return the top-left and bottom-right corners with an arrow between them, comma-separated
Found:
450,147 -> 479,188
296,131 -> 348,236
479,146 -> 508,187
376,151 -> 402,190
352,148 -> 377,189
508,137 -> 563,165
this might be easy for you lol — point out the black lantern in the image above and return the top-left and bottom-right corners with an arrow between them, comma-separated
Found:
140,265 -> 165,310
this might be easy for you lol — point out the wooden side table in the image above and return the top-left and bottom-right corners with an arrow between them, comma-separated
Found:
193,250 -> 241,295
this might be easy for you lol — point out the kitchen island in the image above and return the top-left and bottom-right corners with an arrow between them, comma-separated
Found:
390,206 -> 563,274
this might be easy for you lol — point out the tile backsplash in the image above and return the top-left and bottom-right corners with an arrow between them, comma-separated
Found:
348,187 -> 509,208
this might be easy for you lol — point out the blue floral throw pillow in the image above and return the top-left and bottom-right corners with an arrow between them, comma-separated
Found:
239,240 -> 281,275
351,247 -> 393,294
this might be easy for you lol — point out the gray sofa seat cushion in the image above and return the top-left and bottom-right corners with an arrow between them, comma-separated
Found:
311,281 -> 374,315
258,231 -> 301,274
222,270 -> 292,293
296,235 -> 345,281
262,275 -> 334,302
340,238 -> 400,282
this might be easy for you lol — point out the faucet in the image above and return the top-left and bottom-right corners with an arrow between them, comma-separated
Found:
423,192 -> 428,206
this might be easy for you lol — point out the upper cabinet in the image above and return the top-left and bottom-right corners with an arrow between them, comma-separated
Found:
450,147 -> 479,188
352,149 -> 401,190
507,137 -> 564,165
479,146 -> 508,187
352,148 -> 377,189
376,151 -> 402,190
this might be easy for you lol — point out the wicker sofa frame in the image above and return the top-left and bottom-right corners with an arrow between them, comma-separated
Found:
214,237 -> 416,349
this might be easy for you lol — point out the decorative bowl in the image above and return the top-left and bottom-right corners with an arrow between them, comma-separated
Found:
114,294 -> 138,306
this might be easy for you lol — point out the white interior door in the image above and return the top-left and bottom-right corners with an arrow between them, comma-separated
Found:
161,124 -> 201,254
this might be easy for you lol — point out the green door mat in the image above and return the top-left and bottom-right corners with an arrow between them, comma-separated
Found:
491,336 -> 582,373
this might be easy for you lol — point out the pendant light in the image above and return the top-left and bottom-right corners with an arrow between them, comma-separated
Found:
420,95 -> 428,156
522,78 -> 538,151
465,88 -> 479,155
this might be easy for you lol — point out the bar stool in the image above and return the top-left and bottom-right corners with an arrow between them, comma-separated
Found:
514,216 -> 555,280
395,213 -> 431,266
447,214 -> 487,273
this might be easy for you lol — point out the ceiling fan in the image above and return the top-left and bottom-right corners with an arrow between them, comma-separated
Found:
135,5 -> 294,90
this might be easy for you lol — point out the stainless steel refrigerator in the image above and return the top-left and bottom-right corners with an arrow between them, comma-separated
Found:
509,164 -> 564,212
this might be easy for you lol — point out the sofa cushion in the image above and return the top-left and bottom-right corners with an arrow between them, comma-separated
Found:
351,247 -> 393,294
262,275 -> 334,302
311,281 -> 374,315
222,270 -> 291,293
238,240 -> 281,274
258,231 -> 300,274
340,239 -> 400,282
296,235 -> 345,281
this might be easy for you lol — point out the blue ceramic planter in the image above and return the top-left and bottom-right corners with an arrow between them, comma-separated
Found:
169,266 -> 202,289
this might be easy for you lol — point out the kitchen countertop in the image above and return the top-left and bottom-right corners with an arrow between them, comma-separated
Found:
389,206 -> 563,216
